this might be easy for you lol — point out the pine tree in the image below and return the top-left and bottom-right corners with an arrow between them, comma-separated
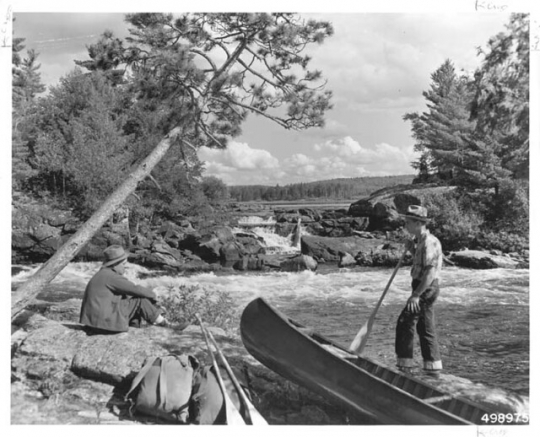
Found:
403,59 -> 475,182
12,38 -> 46,190
470,13 -> 529,181
29,69 -> 133,211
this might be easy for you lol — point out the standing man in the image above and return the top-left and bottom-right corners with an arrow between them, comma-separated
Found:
80,245 -> 186,334
396,205 -> 443,374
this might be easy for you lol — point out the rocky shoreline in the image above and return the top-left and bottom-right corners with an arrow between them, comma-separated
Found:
10,299 -> 366,425
11,184 -> 529,273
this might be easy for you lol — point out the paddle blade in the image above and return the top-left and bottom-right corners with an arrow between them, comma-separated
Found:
349,323 -> 368,353
224,393 -> 247,425
249,412 -> 269,425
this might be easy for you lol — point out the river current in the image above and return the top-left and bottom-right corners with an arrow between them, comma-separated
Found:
11,222 -> 530,397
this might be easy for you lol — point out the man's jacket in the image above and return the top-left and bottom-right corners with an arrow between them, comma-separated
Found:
79,266 -> 156,332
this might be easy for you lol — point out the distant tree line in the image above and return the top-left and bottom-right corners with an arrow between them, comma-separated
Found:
229,175 -> 414,202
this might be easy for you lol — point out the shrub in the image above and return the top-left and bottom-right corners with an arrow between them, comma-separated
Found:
158,284 -> 238,333
421,191 -> 484,251
473,231 -> 529,254
484,179 -> 529,236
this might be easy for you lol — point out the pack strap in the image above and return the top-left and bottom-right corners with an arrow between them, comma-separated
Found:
125,356 -> 159,400
159,356 -> 168,410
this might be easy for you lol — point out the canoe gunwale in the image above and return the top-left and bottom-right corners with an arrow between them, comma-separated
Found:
240,297 -> 497,425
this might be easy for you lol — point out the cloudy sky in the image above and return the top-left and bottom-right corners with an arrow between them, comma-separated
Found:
7,1 -> 529,186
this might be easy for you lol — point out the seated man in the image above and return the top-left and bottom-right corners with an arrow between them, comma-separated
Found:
80,245 -> 186,334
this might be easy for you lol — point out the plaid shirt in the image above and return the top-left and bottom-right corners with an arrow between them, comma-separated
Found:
411,230 -> 442,281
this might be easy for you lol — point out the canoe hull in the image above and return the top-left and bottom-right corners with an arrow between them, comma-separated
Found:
240,298 -> 488,425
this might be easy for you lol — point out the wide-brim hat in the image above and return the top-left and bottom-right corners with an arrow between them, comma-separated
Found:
103,245 -> 129,267
400,205 -> 430,222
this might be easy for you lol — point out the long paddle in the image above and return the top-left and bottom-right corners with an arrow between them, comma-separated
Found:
204,325 -> 268,425
196,314 -> 246,425
349,249 -> 407,355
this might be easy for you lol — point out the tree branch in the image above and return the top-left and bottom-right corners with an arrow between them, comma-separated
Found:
213,96 -> 289,128
190,48 -> 218,72
146,173 -> 162,190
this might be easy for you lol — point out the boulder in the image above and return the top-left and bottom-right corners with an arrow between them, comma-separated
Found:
41,210 -> 71,227
304,222 -> 325,236
348,184 -> 456,231
370,243 -> 408,267
393,193 -> 423,214
347,198 -> 375,218
233,255 -> 267,271
101,230 -> 128,247
338,252 -> 356,268
353,242 -> 409,267
235,233 -> 266,255
178,226 -> 236,263
157,221 -> 185,239
12,232 -> 36,250
257,254 -> 283,270
77,242 -> 106,262
12,206 -> 42,231
133,233 -> 152,249
220,241 -> 245,268
276,212 -> 301,223
75,234 -> 109,262
32,223 -> 62,241
316,216 -> 370,237
298,208 -> 322,222
10,204 -> 79,262
448,250 -> 520,269
63,218 -> 81,234
301,235 -> 385,262
350,217 -> 370,231
152,241 -> 178,257
280,254 -> 318,272
34,236 -> 64,255
143,252 -> 183,269
157,221 -> 188,248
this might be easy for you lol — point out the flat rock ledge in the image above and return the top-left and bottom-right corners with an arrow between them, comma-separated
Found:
11,309 -> 360,425
448,250 -> 523,269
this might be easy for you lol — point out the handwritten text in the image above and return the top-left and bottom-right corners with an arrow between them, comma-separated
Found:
475,0 -> 509,12
1,4 -> 12,48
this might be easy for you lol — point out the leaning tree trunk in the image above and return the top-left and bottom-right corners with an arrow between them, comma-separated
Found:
11,127 -> 182,321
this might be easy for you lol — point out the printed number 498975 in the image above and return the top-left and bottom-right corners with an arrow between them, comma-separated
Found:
481,413 -> 529,424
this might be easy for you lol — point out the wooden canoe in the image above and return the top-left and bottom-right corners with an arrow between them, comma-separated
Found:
240,297 -> 497,425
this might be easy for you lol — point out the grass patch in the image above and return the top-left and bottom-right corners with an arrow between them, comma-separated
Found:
158,284 -> 238,333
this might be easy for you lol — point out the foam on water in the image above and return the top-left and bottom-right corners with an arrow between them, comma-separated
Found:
14,261 -> 528,308
152,267 -> 528,307
237,215 -> 276,225
12,262 -> 101,286
233,215 -> 305,254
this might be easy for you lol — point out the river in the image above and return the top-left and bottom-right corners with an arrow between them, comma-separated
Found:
11,222 -> 530,398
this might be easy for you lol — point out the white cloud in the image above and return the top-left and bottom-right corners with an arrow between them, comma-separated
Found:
199,137 -> 418,185
305,13 -> 508,113
200,142 -> 279,171
199,142 -> 283,185
309,137 -> 418,178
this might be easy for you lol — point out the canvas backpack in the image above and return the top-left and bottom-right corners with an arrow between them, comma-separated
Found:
125,354 -> 199,423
